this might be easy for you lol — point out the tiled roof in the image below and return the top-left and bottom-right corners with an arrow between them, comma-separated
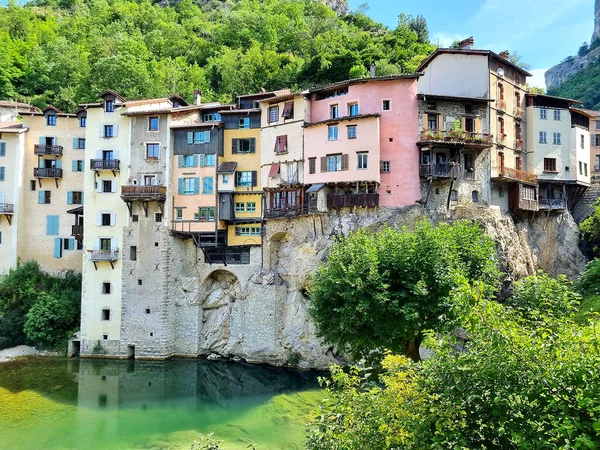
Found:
217,162 -> 238,174
308,74 -> 422,93
417,94 -> 494,103
219,108 -> 261,114
0,122 -> 28,133
170,121 -> 223,129
571,107 -> 599,119
304,113 -> 380,128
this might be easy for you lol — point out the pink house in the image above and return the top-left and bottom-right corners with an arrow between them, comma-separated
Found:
304,75 -> 421,209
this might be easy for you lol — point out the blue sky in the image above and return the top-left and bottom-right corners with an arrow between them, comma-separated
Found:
348,0 -> 594,88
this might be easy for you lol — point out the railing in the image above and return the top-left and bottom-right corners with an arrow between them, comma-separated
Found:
497,99 -> 506,111
419,163 -> 459,179
419,130 -> 493,145
264,204 -> 317,219
464,169 -> 475,180
539,197 -> 568,210
90,159 -> 120,171
518,198 -> 538,212
327,193 -> 379,209
514,139 -> 524,151
493,166 -> 538,184
496,133 -> 507,145
34,145 -> 63,156
0,203 -> 14,214
89,250 -> 118,262
121,185 -> 166,200
513,106 -> 525,119
72,225 -> 84,237
34,167 -> 63,178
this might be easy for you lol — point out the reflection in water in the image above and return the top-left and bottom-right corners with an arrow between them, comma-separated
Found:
0,358 -> 323,450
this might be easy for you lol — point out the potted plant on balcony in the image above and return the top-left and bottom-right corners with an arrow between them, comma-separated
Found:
449,119 -> 463,140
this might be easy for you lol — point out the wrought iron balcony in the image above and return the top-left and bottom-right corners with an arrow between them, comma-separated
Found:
90,159 -> 120,171
419,163 -> 460,179
327,193 -> 379,209
418,130 -> 493,147
34,145 -> 63,156
492,166 -> 538,184
0,203 -> 14,214
34,167 -> 63,178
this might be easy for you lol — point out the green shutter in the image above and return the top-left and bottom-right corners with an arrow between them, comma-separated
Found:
178,178 -> 184,195
193,177 -> 200,194
192,154 -> 198,167
178,155 -> 184,168
187,132 -> 193,144
249,138 -> 256,153
67,191 -> 73,205
199,154 -> 205,167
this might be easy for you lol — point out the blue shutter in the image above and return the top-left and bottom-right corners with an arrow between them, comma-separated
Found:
199,154 -> 206,167
191,154 -> 198,167
178,178 -> 184,195
187,132 -> 193,144
38,191 -> 45,204
54,238 -> 62,258
204,131 -> 211,143
72,160 -> 78,172
178,155 -> 184,168
39,136 -> 45,146
69,238 -> 75,250
193,177 -> 200,194
55,159 -> 62,169
73,138 -> 79,149
67,191 -> 73,205
47,215 -> 59,235
0,167 -> 4,181
81,192 -> 84,204
0,142 -> 5,156
207,177 -> 214,194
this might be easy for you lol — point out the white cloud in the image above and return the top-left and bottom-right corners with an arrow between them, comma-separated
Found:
528,68 -> 548,91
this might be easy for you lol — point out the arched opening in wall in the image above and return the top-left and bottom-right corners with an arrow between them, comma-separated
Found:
269,232 -> 293,279
198,270 -> 242,354
472,190 -> 479,203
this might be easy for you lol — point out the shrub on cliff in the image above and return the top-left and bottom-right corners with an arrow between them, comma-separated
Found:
308,219 -> 500,362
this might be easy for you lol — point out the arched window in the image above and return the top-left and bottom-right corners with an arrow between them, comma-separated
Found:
472,191 -> 479,203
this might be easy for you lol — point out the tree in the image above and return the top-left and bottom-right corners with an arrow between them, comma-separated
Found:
580,199 -> 600,256
579,41 -> 589,56
308,220 -> 500,362
508,51 -> 531,70
407,14 -> 428,44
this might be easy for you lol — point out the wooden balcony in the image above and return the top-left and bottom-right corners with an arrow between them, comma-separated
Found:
264,204 -> 317,219
121,185 -> 166,217
539,196 -> 567,210
493,166 -> 538,184
34,167 -> 63,178
72,224 -> 84,239
513,106 -> 525,119
90,250 -> 118,262
418,130 -> 493,148
0,203 -> 14,225
34,144 -> 63,156
419,163 -> 459,179
327,193 -> 379,209
514,139 -> 524,151
90,159 -> 120,172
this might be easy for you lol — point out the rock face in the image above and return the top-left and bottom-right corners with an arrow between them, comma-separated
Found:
322,0 -> 349,15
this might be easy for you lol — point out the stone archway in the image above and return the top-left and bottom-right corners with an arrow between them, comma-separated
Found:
198,270 -> 242,354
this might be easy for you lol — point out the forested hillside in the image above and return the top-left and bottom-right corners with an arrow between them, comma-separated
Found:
548,58 -> 600,110
0,0 -> 434,111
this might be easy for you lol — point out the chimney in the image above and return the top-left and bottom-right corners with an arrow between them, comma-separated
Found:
456,36 -> 474,50
370,63 -> 376,78
193,89 -> 201,106
498,50 -> 510,60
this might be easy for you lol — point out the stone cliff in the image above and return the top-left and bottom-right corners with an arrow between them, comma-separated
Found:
159,206 -> 586,370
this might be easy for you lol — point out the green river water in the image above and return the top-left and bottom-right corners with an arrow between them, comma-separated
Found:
0,357 -> 325,450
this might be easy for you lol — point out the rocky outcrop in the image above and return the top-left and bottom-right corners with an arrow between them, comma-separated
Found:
545,47 -> 600,90
322,0 -> 349,15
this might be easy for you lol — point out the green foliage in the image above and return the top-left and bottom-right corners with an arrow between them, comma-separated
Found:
577,258 -> 600,297
580,201 -> 600,256
579,41 -> 590,57
308,220 -> 500,362
190,433 -> 257,450
507,51 -> 531,70
548,58 -> 600,109
0,0 -> 435,109
91,340 -> 107,355
0,260 -> 81,350
308,279 -> 600,448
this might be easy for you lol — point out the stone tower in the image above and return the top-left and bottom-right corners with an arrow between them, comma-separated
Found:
593,0 -> 600,44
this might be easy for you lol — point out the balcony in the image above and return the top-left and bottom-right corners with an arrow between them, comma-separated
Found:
121,185 -> 167,217
327,193 -> 379,209
419,163 -> 459,179
0,203 -> 14,225
418,130 -> 493,148
539,196 -> 568,210
514,139 -> 524,151
90,159 -> 120,172
513,106 -> 525,119
264,204 -> 317,219
493,166 -> 538,184
89,250 -> 118,269
34,167 -> 63,178
34,144 -> 63,156
72,224 -> 84,239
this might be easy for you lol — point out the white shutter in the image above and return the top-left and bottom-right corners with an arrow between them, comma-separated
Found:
152,177 -> 158,186
99,126 -> 104,138
113,150 -> 119,159
110,238 -> 117,251
94,238 -> 100,251
96,181 -> 102,193
111,180 -> 117,193
96,150 -> 102,160
113,125 -> 119,137
96,213 -> 102,226
110,213 -> 116,227
0,191 -> 4,204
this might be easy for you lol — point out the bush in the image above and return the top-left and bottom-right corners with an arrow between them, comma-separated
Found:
24,292 -> 79,350
578,258 -> 600,297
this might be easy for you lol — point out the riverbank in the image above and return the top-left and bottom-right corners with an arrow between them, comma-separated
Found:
0,345 -> 60,363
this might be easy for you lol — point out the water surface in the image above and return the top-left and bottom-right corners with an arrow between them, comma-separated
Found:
0,357 -> 324,450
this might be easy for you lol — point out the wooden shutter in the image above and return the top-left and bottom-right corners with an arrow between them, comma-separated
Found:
55,159 -> 62,169
422,114 -> 428,131
73,138 -> 79,149
81,192 -> 84,204
96,213 -> 102,226
234,172 -> 239,187
38,191 -> 45,204
199,154 -> 206,167
193,177 -> 200,194
232,138 -> 238,154
252,171 -> 257,187
192,154 -> 198,167
187,132 -> 193,144
67,191 -> 73,205
321,157 -> 327,172
72,160 -> 78,172
99,126 -> 104,137
54,238 -> 62,259
0,142 -> 5,156
274,138 -> 279,152
39,136 -> 45,145
178,178 -> 184,194
475,117 -> 481,133
113,125 -> 119,137
281,135 -> 287,151
341,154 -> 349,171
177,155 -> 183,168
110,213 -> 116,226
249,138 -> 256,153
111,180 -> 117,193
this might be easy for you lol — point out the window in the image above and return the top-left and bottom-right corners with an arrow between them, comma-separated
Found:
427,115 -> 438,130
38,190 -> 51,204
427,101 -> 437,110
465,104 -> 474,114
105,100 -> 114,112
102,283 -> 111,294
102,180 -> 112,193
544,158 -> 557,172
174,208 -> 183,221
465,117 -> 474,133
187,131 -> 211,144
146,143 -> 160,159
581,135 -> 585,149
104,125 -> 114,137
596,120 -> 600,130
450,190 -> 458,201
102,309 -> 111,321
183,155 -> 195,167
132,215 -> 139,222
553,133 -> 561,145
472,191 -> 479,203
203,113 -> 221,122
236,171 -> 254,187
348,103 -> 359,116
130,246 -> 137,261
202,154 -> 216,166
72,191 -> 83,205
235,226 -> 262,236
347,125 -> 357,139
79,116 -> 86,127
522,186 -> 537,201
596,155 -> 600,171
539,131 -> 547,144
246,202 -> 256,212
269,106 -> 279,123
357,152 -> 368,170
585,163 -> 589,176
101,213 -> 111,226
327,154 -> 342,172
30,180 -> 36,191
202,177 -> 214,194
148,117 -> 159,131
498,117 -> 505,134
554,110 -> 561,121
380,161 -> 390,173
99,238 -> 111,251
46,115 -> 56,126
595,135 -> 600,147
143,175 -> 156,186
464,154 -> 474,171
497,83 -> 504,100
73,138 -> 85,149
181,178 -> 197,194
540,108 -> 547,120
309,157 -> 316,174
154,212 -> 162,223
330,104 -> 339,119
316,87 -> 348,101
498,67 -> 505,77
515,156 -> 522,171
275,135 -> 288,153
580,161 -> 583,175
328,125 -> 338,141
102,150 -> 114,161
282,101 -> 294,119
235,202 -> 245,213
382,100 -> 391,111
198,207 -> 216,221
515,123 -> 522,140
236,138 -> 254,153
239,117 -> 250,129
0,143 -> 4,157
